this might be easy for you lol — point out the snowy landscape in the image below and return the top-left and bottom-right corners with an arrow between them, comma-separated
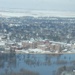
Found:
0,11 -> 75,54
0,10 -> 75,17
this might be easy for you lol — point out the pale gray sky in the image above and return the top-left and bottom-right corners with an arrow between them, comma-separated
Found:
0,0 -> 75,11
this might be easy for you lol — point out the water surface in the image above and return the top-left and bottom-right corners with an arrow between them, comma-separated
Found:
0,53 -> 75,75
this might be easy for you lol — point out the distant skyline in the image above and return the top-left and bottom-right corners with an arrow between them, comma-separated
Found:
0,0 -> 75,11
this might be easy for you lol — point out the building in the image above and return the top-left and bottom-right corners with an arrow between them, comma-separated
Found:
37,45 -> 48,50
50,43 -> 61,52
29,41 -> 37,49
22,41 -> 30,49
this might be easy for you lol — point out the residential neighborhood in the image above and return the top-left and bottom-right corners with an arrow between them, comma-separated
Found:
0,16 -> 75,54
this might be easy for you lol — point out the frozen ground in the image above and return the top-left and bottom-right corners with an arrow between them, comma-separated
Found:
0,11 -> 75,17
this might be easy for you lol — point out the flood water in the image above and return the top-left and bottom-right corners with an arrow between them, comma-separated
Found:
0,52 -> 75,75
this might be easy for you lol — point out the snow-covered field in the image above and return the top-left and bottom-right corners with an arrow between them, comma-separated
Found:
15,49 -> 52,54
0,11 -> 75,17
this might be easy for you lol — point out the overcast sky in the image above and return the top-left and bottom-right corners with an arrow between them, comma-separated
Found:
0,0 -> 75,11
